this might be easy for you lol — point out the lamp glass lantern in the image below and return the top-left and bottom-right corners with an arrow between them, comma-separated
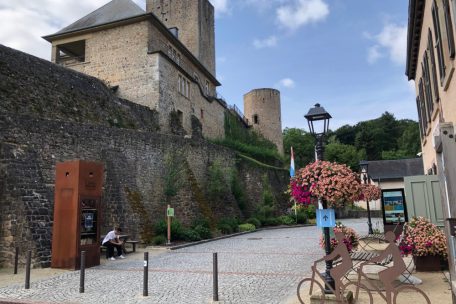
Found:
304,103 -> 332,136
359,160 -> 369,184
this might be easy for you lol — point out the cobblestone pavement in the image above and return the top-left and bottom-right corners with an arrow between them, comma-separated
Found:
0,218 -> 378,304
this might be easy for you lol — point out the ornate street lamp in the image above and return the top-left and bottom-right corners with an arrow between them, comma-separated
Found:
304,103 -> 334,292
304,103 -> 331,160
359,160 -> 374,235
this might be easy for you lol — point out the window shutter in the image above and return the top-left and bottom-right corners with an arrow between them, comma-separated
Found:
432,1 -> 446,81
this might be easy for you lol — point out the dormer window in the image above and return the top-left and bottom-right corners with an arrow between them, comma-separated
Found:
55,40 -> 86,64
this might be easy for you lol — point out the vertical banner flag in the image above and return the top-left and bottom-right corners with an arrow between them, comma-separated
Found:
290,147 -> 297,222
290,147 -> 295,178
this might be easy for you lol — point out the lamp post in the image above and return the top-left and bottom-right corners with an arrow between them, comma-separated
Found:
359,160 -> 374,235
304,103 -> 334,292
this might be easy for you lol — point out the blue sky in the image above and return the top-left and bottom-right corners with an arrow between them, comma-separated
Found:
0,0 -> 415,130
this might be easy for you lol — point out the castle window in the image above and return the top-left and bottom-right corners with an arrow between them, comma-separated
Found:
177,110 -> 183,126
178,74 -> 190,99
200,109 -> 204,120
55,40 -> 86,64
253,114 -> 259,124
167,44 -> 181,66
205,80 -> 210,96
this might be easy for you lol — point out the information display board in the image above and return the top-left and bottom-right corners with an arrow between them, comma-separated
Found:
381,189 -> 408,225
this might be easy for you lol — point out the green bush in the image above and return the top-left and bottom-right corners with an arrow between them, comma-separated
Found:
262,217 -> 280,226
194,225 -> 212,239
246,217 -> 261,228
238,223 -> 256,232
296,211 -> 307,224
181,229 -> 202,242
192,218 -> 211,229
154,219 -> 184,240
304,204 -> 317,219
218,218 -> 239,232
217,223 -> 233,234
152,235 -> 166,245
278,215 -> 295,225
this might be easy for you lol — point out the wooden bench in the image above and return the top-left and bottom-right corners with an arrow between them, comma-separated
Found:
125,240 -> 139,253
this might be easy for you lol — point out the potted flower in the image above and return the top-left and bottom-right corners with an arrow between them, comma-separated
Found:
319,222 -> 360,253
399,216 -> 448,271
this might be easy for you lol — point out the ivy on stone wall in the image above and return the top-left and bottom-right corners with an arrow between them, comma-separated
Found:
211,111 -> 284,166
230,168 -> 246,211
163,150 -> 186,200
207,160 -> 230,201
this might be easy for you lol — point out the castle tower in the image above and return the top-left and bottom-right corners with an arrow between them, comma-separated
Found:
147,0 -> 216,76
244,89 -> 283,155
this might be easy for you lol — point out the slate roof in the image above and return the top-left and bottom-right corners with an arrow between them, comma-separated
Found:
45,0 -> 145,38
367,158 -> 424,180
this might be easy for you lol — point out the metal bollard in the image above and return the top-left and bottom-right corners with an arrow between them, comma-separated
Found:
14,247 -> 19,275
143,252 -> 149,297
213,252 -> 219,302
25,250 -> 31,289
80,251 -> 86,293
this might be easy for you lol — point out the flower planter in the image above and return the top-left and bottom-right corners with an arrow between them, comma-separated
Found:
413,255 -> 441,272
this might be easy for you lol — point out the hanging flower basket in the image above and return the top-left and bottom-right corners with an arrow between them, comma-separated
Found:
290,160 -> 361,208
359,183 -> 381,201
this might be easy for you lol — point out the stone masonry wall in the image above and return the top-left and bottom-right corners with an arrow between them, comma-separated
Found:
0,44 -> 159,132
0,113 -> 289,268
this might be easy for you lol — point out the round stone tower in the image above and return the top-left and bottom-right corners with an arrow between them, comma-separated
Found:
243,88 -> 283,155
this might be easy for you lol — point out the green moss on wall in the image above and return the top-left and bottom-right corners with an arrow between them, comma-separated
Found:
125,187 -> 154,244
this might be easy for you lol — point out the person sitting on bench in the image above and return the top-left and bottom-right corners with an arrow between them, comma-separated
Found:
102,227 -> 125,260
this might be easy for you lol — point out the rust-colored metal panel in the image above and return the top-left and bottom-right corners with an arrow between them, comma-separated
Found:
51,160 -> 103,270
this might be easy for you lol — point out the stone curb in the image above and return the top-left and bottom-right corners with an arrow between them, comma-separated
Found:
147,224 -> 315,251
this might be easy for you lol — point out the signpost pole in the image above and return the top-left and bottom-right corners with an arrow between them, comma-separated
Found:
167,204 -> 171,245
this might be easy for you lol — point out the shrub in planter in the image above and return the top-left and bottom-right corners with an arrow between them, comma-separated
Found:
239,223 -> 256,232
246,217 -> 261,228
319,222 -> 360,253
399,217 -> 448,260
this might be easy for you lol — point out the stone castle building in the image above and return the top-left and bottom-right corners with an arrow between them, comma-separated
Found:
43,0 -> 283,153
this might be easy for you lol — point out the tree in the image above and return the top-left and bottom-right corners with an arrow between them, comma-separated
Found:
282,128 -> 315,169
325,142 -> 366,170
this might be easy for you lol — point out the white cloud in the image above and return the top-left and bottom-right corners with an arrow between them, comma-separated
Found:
276,78 -> 296,88
209,0 -> 230,17
366,23 -> 407,65
367,45 -> 383,64
253,35 -> 278,49
276,0 -> 329,31
0,0 -> 134,60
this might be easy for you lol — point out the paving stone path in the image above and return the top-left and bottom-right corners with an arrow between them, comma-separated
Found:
0,218 -> 379,304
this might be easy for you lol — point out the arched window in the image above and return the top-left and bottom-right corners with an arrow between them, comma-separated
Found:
253,114 -> 259,124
